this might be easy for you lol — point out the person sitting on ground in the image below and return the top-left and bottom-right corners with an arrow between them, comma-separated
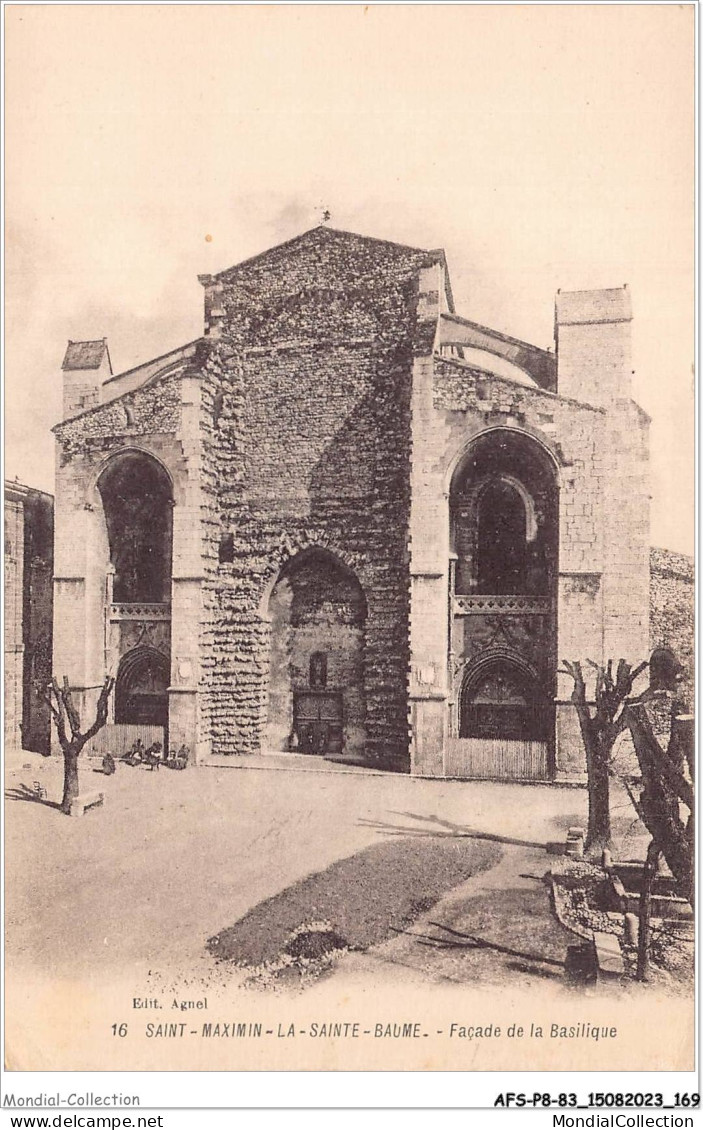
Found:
124,738 -> 144,766
173,744 -> 190,769
102,752 -> 116,775
143,742 -> 163,769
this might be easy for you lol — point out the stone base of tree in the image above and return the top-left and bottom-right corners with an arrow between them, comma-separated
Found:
69,790 -> 105,817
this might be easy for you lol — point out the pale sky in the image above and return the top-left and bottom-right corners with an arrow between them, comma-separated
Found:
5,4 -> 695,553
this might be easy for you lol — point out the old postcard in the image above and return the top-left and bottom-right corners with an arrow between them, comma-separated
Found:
3,1 -> 696,1091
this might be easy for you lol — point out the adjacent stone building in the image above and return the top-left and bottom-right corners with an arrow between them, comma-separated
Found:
650,547 -> 695,704
52,225 -> 656,778
4,480 -> 54,753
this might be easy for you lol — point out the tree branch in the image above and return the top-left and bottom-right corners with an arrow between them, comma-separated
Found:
46,678 -> 69,749
61,675 -> 82,737
625,703 -> 694,811
81,677 -> 115,744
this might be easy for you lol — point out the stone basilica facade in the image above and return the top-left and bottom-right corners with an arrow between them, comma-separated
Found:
52,226 -> 652,779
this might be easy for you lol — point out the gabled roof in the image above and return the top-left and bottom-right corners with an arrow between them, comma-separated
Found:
4,478 -> 54,504
213,224 -> 442,281
61,338 -> 112,372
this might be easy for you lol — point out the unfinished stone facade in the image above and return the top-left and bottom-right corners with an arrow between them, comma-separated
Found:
52,226 -> 655,779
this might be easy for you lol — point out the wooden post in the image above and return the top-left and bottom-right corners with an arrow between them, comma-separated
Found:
636,840 -> 661,982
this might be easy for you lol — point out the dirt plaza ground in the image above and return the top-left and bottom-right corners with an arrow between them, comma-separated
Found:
5,750 -> 592,984
6,748 -> 694,1074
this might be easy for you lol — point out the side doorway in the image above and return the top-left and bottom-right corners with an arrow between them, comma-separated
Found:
447,657 -> 550,780
293,690 -> 343,755
115,645 -> 170,745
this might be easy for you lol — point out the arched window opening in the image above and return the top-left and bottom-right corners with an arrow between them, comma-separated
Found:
219,532 -> 234,564
450,431 -> 557,597
98,453 -> 173,603
309,651 -> 328,688
460,659 -> 547,742
477,480 -> 527,594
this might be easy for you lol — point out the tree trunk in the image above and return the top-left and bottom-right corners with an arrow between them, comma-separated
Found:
60,745 -> 81,815
626,704 -> 694,907
636,840 -> 661,982
562,658 -> 648,860
44,675 -> 114,816
684,814 -> 694,911
670,715 -> 694,773
586,742 -> 612,853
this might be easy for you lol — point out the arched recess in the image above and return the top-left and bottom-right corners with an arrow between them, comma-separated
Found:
263,547 -> 367,758
97,451 -> 173,603
115,645 -> 170,728
447,428 -> 558,778
459,654 -> 548,742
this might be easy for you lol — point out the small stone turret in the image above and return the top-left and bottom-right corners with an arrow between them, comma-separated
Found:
61,338 -> 112,419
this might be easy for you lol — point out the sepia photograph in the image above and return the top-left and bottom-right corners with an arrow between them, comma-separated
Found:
3,2 -> 696,1088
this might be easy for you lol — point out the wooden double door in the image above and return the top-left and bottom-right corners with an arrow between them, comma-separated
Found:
293,690 -> 343,756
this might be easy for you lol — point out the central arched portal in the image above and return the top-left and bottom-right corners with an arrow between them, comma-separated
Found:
448,430 -> 558,779
264,548 -> 367,759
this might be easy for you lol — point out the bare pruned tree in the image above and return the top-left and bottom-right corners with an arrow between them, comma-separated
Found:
562,655 -> 694,981
41,676 -> 115,814
560,659 -> 648,854
621,702 -> 694,912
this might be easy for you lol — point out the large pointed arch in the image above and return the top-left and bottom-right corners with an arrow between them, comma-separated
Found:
445,423 -> 563,495
446,426 -> 558,778
259,544 -> 368,621
263,546 -> 367,758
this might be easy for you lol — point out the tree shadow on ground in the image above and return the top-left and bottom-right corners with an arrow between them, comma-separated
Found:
208,835 -> 502,968
379,887 -> 574,988
4,784 -> 61,810
399,919 -> 564,970
357,809 -> 584,850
